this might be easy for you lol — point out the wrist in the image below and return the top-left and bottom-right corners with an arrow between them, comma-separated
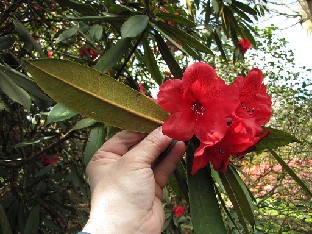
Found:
82,192 -> 139,234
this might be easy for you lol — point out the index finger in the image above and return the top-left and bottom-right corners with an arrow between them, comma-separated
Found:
95,130 -> 146,158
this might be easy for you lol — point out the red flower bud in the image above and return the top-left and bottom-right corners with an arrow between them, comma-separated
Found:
5,2 -> 11,6
173,205 -> 185,217
34,5 -> 39,10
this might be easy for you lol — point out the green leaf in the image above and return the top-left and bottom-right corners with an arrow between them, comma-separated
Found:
46,104 -> 77,124
232,1 -> 258,16
0,70 -> 31,110
150,22 -> 189,56
88,24 -> 103,41
66,14 -> 126,22
226,166 -> 255,226
55,0 -> 97,15
121,15 -> 149,38
154,32 -> 183,79
212,0 -> 220,13
255,127 -> 300,151
154,21 -> 212,55
84,125 -> 105,165
55,27 -> 78,43
220,172 -> 249,234
0,204 -> 12,234
156,12 -> 196,27
0,64 -> 51,102
13,136 -> 54,148
213,30 -> 228,61
13,18 -> 45,57
35,165 -> 53,177
143,40 -> 163,85
94,38 -> 131,73
24,205 -> 40,234
73,118 -> 97,130
0,35 -> 15,50
269,149 -> 312,197
186,141 -> 226,234
26,59 -> 168,133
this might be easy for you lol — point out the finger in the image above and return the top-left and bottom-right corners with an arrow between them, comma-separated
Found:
124,127 -> 172,166
154,141 -> 186,188
91,130 -> 146,161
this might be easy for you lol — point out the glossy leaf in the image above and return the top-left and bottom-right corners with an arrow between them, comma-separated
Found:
55,27 -> 78,43
227,166 -> 255,226
155,21 -> 212,55
0,64 -> 51,102
220,172 -> 249,234
156,12 -> 196,27
0,204 -> 12,234
88,24 -> 103,41
150,22 -> 189,55
13,18 -> 44,57
255,127 -> 300,151
121,15 -> 149,38
0,36 -> 15,50
55,0 -> 97,15
24,205 -> 40,234
73,118 -> 97,130
46,104 -> 77,125
143,40 -> 163,85
154,32 -> 183,79
66,14 -> 126,22
269,149 -> 312,196
186,141 -> 226,234
94,38 -> 131,73
0,70 -> 31,110
26,59 -> 168,133
84,125 -> 105,165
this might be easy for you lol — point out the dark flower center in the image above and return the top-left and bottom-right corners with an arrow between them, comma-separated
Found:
191,101 -> 205,120
241,102 -> 255,117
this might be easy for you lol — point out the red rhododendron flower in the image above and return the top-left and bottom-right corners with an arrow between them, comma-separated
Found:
173,205 -> 185,217
33,5 -> 39,10
192,120 -> 269,174
47,50 -> 52,58
232,68 -> 272,135
40,153 -> 60,165
158,62 -> 239,144
5,2 -> 11,6
238,38 -> 251,54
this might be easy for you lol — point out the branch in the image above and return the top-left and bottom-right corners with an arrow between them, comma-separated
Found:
0,129 -> 76,168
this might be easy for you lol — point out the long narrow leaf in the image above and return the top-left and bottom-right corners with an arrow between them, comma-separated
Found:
0,70 -> 31,110
94,38 -> 131,73
220,172 -> 249,234
269,149 -> 312,196
143,40 -> 163,85
26,59 -> 168,133
154,32 -> 183,79
24,205 -> 40,234
186,141 -> 226,234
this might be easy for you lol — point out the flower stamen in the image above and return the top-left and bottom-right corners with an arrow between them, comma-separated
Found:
191,102 -> 205,120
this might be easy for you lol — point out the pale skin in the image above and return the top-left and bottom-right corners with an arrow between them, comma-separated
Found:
82,127 -> 186,234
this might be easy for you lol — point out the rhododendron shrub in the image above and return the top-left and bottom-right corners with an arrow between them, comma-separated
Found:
158,62 -> 272,174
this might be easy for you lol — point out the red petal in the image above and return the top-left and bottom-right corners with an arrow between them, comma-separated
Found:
162,112 -> 195,141
182,62 -> 219,88
158,79 -> 187,113
195,115 -> 228,145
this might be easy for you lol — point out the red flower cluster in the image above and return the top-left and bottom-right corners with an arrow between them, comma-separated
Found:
238,38 -> 251,54
79,47 -> 99,60
40,153 -> 60,165
173,205 -> 185,217
157,63 -> 272,174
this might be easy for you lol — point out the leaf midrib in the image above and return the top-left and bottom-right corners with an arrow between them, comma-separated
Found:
30,62 -> 165,125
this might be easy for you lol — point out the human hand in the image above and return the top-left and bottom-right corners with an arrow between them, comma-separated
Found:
82,127 -> 186,234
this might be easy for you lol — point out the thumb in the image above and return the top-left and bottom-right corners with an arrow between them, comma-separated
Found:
123,127 -> 172,166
